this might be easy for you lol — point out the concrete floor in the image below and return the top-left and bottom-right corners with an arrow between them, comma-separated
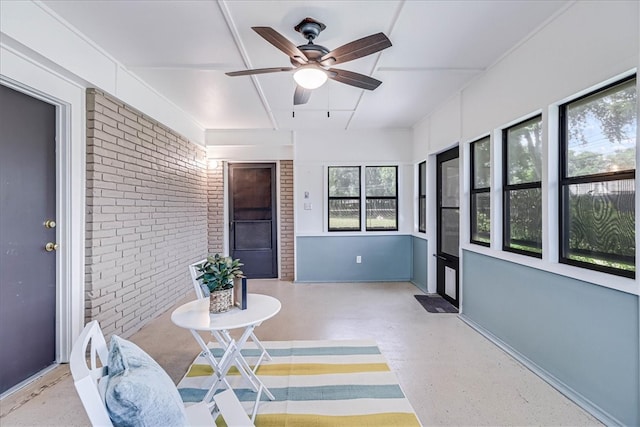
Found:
0,280 -> 601,426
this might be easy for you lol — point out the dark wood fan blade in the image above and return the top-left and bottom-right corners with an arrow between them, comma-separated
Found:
294,85 -> 312,105
252,27 -> 308,65
226,67 -> 294,76
320,33 -> 391,66
328,68 -> 382,90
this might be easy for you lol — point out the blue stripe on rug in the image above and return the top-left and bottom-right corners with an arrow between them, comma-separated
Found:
179,384 -> 405,403
207,345 -> 381,358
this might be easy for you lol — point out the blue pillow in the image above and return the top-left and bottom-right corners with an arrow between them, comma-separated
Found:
105,335 -> 188,427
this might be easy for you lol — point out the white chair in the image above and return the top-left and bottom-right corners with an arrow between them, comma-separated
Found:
70,320 -> 253,427
189,259 -> 271,371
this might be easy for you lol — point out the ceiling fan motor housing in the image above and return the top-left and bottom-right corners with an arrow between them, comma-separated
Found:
295,17 -> 326,42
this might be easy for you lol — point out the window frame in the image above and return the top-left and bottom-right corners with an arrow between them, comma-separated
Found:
365,165 -> 399,232
470,137 -> 491,246
502,115 -> 543,258
418,161 -> 426,233
327,166 -> 361,232
558,74 -> 636,278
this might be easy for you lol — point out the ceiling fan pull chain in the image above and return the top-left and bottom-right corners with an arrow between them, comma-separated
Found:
327,81 -> 330,118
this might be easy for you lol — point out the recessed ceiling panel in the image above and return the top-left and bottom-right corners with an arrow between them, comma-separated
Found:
133,68 -> 273,129
43,0 -> 243,67
349,69 -> 482,129
382,0 -> 567,69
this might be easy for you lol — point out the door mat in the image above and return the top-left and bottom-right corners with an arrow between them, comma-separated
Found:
414,294 -> 458,313
178,340 -> 422,426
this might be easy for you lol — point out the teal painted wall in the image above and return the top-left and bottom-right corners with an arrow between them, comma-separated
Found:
411,236 -> 428,292
296,235 -> 411,282
462,250 -> 639,426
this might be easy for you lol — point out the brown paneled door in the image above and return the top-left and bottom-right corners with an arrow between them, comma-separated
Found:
436,146 -> 460,307
229,163 -> 278,278
0,84 -> 57,394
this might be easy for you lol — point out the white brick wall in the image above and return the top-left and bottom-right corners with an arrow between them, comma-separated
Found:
207,162 -> 224,254
86,89 -> 208,338
280,161 -> 294,281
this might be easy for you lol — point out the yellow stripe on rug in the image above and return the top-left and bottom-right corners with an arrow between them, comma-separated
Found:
187,362 -> 390,377
216,412 -> 421,427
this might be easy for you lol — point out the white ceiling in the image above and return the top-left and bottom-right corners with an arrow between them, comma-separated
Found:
43,0 -> 568,132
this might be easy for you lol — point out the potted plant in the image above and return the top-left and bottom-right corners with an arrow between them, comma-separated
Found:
195,254 -> 244,313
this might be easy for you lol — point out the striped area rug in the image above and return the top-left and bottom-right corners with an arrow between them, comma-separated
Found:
177,340 -> 422,427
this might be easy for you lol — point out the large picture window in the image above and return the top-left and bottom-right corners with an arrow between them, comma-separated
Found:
418,161 -> 426,233
470,137 -> 490,245
559,75 -> 636,277
328,166 -> 361,231
366,166 -> 398,231
503,116 -> 543,257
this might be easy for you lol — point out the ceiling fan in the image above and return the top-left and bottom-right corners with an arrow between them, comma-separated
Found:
226,17 -> 392,105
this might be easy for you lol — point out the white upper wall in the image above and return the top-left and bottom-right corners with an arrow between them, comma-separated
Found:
295,129 -> 413,235
413,1 -> 639,155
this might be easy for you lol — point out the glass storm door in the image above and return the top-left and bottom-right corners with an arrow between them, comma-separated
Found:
228,163 -> 278,278
436,147 -> 460,307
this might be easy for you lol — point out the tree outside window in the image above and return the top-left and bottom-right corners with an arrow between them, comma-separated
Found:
560,75 -> 636,277
328,166 -> 361,231
471,137 -> 490,245
503,116 -> 543,256
366,166 -> 398,231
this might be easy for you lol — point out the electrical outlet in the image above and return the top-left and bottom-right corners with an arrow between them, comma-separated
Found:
356,256 -> 362,263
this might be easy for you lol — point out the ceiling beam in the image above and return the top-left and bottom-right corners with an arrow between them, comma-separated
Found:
217,0 -> 279,130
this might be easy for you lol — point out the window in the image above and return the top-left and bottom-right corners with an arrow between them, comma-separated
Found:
366,166 -> 398,231
470,137 -> 490,245
328,166 -> 361,231
418,161 -> 426,233
559,75 -> 636,278
503,116 -> 543,257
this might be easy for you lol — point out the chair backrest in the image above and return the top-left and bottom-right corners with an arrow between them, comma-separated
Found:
189,258 -> 207,299
69,320 -> 114,427
71,320 -> 249,427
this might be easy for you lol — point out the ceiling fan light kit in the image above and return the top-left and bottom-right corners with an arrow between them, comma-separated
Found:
226,17 -> 392,105
293,66 -> 328,89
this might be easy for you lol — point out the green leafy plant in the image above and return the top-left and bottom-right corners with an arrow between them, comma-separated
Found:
195,254 -> 244,293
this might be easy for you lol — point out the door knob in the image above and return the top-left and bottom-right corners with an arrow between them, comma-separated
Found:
45,242 -> 58,252
44,219 -> 56,229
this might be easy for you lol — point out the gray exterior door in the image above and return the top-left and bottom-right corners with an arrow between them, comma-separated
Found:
0,84 -> 57,394
436,146 -> 460,307
229,163 -> 278,278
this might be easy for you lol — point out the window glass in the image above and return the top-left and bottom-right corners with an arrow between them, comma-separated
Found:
504,116 -> 542,257
471,192 -> 490,244
418,161 -> 426,233
566,79 -> 636,177
329,166 -> 360,197
328,199 -> 360,231
564,180 -> 635,272
560,76 -> 636,277
471,137 -> 491,246
507,117 -> 542,185
473,137 -> 491,188
328,166 -> 360,231
506,188 -> 542,254
366,166 -> 396,197
441,158 -> 459,208
366,166 -> 398,231
366,199 -> 397,230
